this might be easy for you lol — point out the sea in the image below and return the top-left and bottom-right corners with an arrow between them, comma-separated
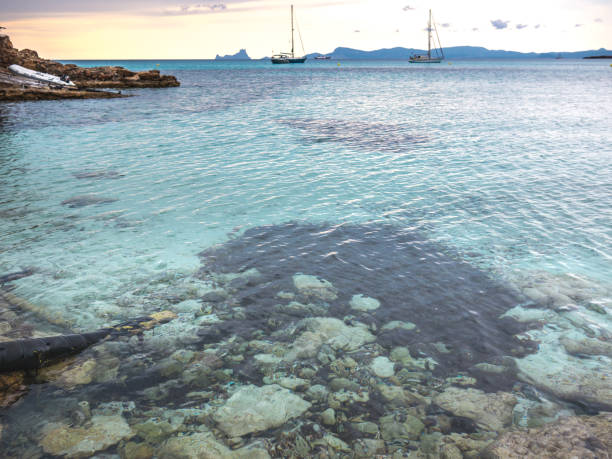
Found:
0,59 -> 611,457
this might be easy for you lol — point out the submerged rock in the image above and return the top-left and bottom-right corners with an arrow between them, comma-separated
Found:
516,347 -> 612,410
380,413 -> 425,441
61,195 -> 117,208
160,432 -> 270,459
213,384 -> 311,437
482,412 -> 612,459
433,387 -> 517,432
285,317 -> 375,360
350,294 -> 381,312
370,356 -> 395,378
39,414 -> 133,458
560,335 -> 612,358
293,274 -> 338,300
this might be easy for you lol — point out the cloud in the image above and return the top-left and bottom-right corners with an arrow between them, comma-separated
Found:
159,3 -> 227,16
515,24 -> 527,29
490,19 -> 509,30
402,5 -> 415,11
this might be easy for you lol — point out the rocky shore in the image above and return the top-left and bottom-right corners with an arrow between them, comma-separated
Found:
1,221 -> 611,458
0,33 -> 179,101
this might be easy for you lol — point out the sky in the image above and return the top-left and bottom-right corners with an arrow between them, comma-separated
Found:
2,0 -> 611,59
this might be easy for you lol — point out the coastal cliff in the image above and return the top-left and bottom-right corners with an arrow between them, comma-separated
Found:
0,34 -> 179,101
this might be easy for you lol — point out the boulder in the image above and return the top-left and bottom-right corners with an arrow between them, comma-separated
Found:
39,415 -> 133,458
482,412 -> 612,459
213,384 -> 311,437
433,387 -> 517,432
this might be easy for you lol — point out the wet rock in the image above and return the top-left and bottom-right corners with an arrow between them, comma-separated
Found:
440,443 -> 463,459
254,353 -> 283,368
39,415 -> 133,458
119,441 -> 154,459
481,412 -> 612,459
353,421 -> 379,435
370,356 -> 395,378
354,439 -> 386,457
278,377 -> 309,391
322,434 -> 351,452
213,384 -> 311,437
305,384 -> 329,402
380,413 -> 425,441
330,377 -> 361,392
0,371 -> 27,408
350,294 -> 381,312
293,274 -> 338,300
60,195 -> 117,208
378,384 -> 424,406
160,432 -> 270,458
39,358 -> 97,389
133,418 -> 178,444
321,408 -> 336,425
433,387 -> 517,432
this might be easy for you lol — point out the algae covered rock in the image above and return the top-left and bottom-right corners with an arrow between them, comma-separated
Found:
433,387 -> 517,432
213,384 -> 311,437
39,414 -> 133,458
482,412 -> 612,459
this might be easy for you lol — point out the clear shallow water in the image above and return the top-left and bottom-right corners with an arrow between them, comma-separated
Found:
1,59 -> 611,457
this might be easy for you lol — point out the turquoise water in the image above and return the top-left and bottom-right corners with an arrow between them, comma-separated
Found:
1,59 -> 611,456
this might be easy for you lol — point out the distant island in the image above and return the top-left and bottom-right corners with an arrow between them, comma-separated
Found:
227,46 -> 612,60
215,49 -> 250,60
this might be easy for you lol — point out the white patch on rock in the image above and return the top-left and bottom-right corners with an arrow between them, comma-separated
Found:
213,384 -> 311,437
370,356 -> 395,378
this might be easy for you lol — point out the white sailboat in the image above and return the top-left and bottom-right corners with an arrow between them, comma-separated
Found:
409,9 -> 444,63
271,5 -> 307,64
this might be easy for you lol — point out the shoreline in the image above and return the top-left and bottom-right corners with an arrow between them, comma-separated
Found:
0,34 -> 179,102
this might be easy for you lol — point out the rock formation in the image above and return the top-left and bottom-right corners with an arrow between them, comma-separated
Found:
0,33 -> 179,101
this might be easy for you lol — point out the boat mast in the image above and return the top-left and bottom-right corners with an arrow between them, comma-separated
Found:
291,5 -> 295,58
427,9 -> 432,59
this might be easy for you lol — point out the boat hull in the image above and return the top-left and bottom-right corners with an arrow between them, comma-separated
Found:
409,57 -> 442,63
271,57 -> 307,64
8,64 -> 75,86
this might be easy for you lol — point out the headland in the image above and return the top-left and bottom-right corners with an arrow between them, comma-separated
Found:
0,34 -> 179,101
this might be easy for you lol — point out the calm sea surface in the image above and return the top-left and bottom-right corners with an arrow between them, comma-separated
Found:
1,59 -> 611,456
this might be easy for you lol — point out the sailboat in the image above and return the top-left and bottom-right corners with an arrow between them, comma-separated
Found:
271,5 -> 307,64
409,9 -> 444,63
